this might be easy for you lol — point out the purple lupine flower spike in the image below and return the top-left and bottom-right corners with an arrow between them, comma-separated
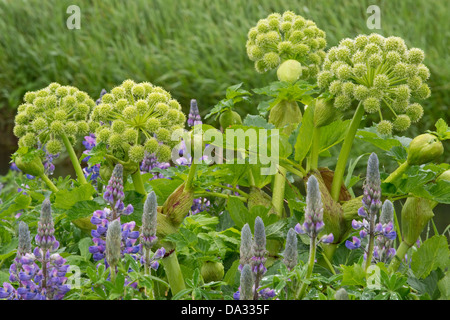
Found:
187,99 -> 202,127
104,164 -> 125,208
35,198 -> 57,253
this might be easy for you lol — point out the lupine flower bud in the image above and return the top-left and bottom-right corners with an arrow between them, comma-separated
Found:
251,217 -> 267,274
18,221 -> 31,257
35,198 -> 58,252
103,164 -> 125,207
105,220 -> 122,268
239,223 -> 253,271
282,228 -> 298,270
188,100 -> 202,127
141,191 -> 158,250
239,264 -> 254,300
362,153 -> 382,216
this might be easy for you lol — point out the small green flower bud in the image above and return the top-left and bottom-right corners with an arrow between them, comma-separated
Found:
277,41 -> 293,56
407,48 -> 425,64
336,64 -> 351,80
392,99 -> 408,113
166,109 -> 180,123
129,145 -> 145,163
122,105 -> 138,119
262,52 -> 280,69
377,120 -> 393,136
156,144 -> 172,162
132,84 -> 145,98
393,62 -> 407,78
56,86 -> 69,97
97,127 -> 112,144
54,110 -> 68,121
413,83 -> 431,100
154,102 -> 169,115
19,132 -> 37,148
384,36 -> 406,52
354,35 -> 369,50
46,139 -> 63,155
373,74 -> 390,90
24,92 -> 37,104
109,133 -> 123,149
31,117 -> 47,132
13,124 -> 27,137
201,261 -> 224,283
144,138 -> 159,153
62,95 -> 77,108
123,128 -> 138,144
15,112 -> 29,125
280,21 -> 292,33
353,85 -> 370,101
110,86 -> 126,100
146,117 -> 161,133
115,98 -> 128,112
247,27 -> 258,41
368,53 -> 383,68
341,82 -> 354,97
407,76 -> 422,91
50,120 -> 65,135
385,51 -> 401,66
64,121 -> 77,135
292,43 -> 309,57
363,97 -> 380,113
75,103 -> 90,116
256,19 -> 270,33
121,79 -> 136,93
136,99 -> 149,115
329,80 -> 342,95
77,121 -> 89,135
395,84 -> 411,101
393,114 -> 411,132
247,44 -> 264,61
111,120 -> 126,134
156,127 -> 171,143
333,94 -> 352,110
417,64 -> 430,81
168,99 -> 181,110
255,60 -> 267,73
364,43 -> 381,56
317,70 -> 333,89
405,103 -> 424,123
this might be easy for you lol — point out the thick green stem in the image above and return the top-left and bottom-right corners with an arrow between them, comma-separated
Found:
384,161 -> 409,184
297,237 -> 316,299
161,244 -> 186,296
131,168 -> 147,196
309,126 -> 321,171
331,102 -> 364,202
388,241 -> 411,274
39,173 -> 59,193
272,166 -> 287,217
364,215 -> 376,273
60,133 -> 88,185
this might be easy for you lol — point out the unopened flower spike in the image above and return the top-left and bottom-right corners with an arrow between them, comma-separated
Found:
105,219 -> 122,271
239,223 -> 253,271
283,228 -> 298,271
318,34 -> 431,134
35,198 -> 58,253
141,191 -> 158,250
188,99 -> 202,127
239,264 -> 254,300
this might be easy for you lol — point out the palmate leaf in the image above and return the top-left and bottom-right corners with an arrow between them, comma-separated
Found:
411,235 -> 450,279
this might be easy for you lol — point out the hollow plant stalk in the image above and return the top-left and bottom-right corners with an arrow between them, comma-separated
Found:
330,102 -> 364,202
60,132 -> 88,185
272,166 -> 287,217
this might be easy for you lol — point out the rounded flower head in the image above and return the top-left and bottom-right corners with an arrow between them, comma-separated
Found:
319,34 -> 430,133
13,83 -> 96,155
89,80 -> 186,164
246,11 -> 326,79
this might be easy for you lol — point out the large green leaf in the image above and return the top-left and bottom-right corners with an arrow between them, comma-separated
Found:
411,235 -> 450,279
54,183 -> 97,210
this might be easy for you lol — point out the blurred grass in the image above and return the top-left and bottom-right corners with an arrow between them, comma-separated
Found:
0,0 -> 448,122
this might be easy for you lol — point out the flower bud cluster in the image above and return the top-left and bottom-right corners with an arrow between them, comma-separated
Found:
13,83 -> 95,155
89,79 -> 186,164
318,34 -> 430,134
82,133 -> 101,181
246,11 -> 327,78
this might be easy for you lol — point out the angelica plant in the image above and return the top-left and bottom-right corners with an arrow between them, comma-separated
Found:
319,34 -> 433,202
12,83 -> 96,186
89,79 -> 186,194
